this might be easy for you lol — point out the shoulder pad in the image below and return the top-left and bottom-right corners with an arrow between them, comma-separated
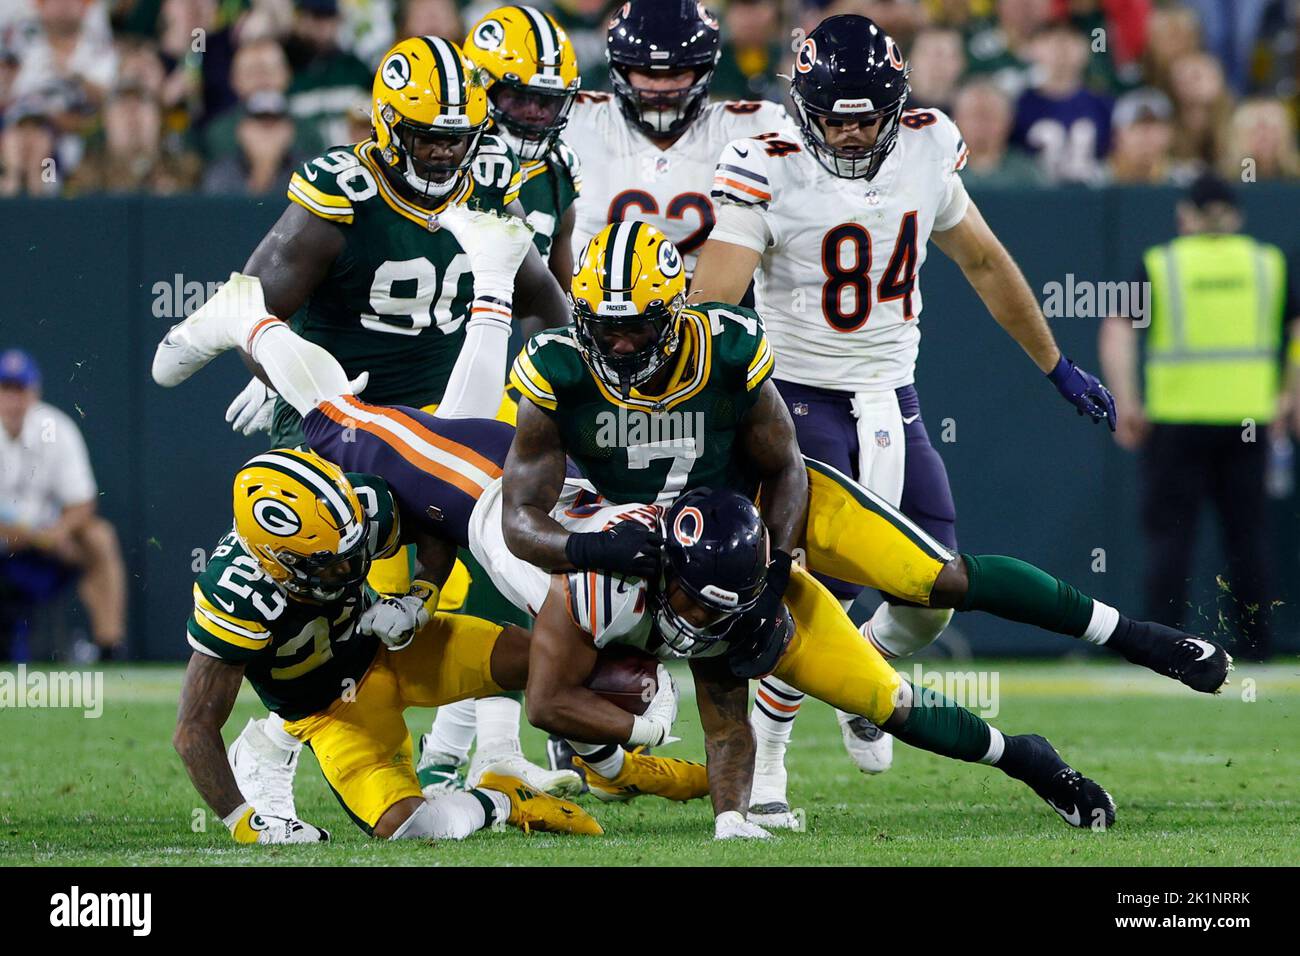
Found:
511,329 -> 582,411
346,473 -> 402,561
287,147 -> 370,224
550,140 -> 583,192
712,137 -> 774,208
902,108 -> 968,172
187,542 -> 284,661
687,304 -> 773,393
469,134 -> 524,208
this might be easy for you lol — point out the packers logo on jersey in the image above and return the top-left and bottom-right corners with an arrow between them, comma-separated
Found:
463,5 -> 580,161
233,449 -> 370,602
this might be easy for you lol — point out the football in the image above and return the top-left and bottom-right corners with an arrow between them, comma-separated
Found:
583,646 -> 659,715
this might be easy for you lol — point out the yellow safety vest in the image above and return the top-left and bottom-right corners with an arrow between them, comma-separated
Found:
1142,234 -> 1286,424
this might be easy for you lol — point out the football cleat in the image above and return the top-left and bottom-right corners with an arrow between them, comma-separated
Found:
475,772 -> 603,836
467,748 -> 584,799
748,756 -> 795,826
837,711 -> 894,774
415,734 -> 465,797
249,813 -> 330,845
1002,734 -> 1116,830
1112,619 -> 1232,694
228,717 -> 300,821
152,272 -> 272,387
575,747 -> 708,803
546,734 -> 588,788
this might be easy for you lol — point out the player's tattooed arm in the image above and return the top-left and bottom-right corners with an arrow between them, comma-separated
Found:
243,204 -> 345,319
173,652 -> 248,819
508,199 -> 570,337
547,204 -> 576,291
931,199 -> 1061,374
690,656 -> 756,816
502,398 -> 572,569
524,576 -> 637,743
739,380 -> 809,555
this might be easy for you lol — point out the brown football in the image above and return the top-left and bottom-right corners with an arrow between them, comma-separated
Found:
583,647 -> 659,715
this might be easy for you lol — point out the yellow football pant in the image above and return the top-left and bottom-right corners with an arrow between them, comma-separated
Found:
281,612 -> 505,832
772,565 -> 903,725
366,392 -> 519,604
801,457 -> 953,604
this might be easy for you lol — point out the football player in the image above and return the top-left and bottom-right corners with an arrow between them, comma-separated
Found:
470,481 -> 1116,839
153,269 -> 710,809
173,448 -> 603,845
688,15 -> 1122,805
564,0 -> 790,276
504,222 -> 1232,824
176,35 -> 574,801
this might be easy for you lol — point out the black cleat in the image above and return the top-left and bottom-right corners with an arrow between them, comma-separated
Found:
546,735 -> 588,791
1000,734 -> 1116,830
1109,618 -> 1233,694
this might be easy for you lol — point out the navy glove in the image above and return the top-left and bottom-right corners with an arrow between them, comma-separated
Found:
565,519 -> 663,580
1048,355 -> 1117,431
726,550 -> 794,679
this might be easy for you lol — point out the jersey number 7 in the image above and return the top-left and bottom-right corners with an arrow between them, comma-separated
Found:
821,211 -> 919,332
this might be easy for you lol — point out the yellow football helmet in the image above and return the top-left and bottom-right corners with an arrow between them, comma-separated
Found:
372,35 -> 491,201
233,449 -> 369,602
570,221 -> 687,396
463,5 -> 580,162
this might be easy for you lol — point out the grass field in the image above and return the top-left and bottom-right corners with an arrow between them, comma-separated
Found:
2,659 -> 1298,866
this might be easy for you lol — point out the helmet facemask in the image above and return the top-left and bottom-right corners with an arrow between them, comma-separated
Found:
380,106 -> 487,201
610,63 -> 713,138
792,83 -> 908,181
489,81 -> 575,161
571,293 -> 684,399
254,519 -> 370,603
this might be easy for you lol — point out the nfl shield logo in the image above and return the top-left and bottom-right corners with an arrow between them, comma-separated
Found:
655,156 -> 670,175
792,402 -> 809,417
875,429 -> 891,448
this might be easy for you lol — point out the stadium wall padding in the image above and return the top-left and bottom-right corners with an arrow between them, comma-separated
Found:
2,184 -> 1296,660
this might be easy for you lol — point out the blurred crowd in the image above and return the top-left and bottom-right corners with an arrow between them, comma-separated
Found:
0,0 -> 1297,196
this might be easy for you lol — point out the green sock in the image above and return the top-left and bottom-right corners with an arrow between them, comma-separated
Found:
892,681 -> 994,762
958,553 -> 1094,638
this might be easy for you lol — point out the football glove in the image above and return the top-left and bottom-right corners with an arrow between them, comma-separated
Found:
224,802 -> 329,844
438,205 -> 535,299
358,581 -> 438,650
1047,355 -> 1116,431
565,519 -> 663,580
628,664 -> 678,747
715,810 -> 771,840
224,371 -> 370,436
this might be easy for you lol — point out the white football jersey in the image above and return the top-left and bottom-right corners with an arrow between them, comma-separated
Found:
467,477 -> 727,661
565,92 -> 792,272
708,108 -> 971,393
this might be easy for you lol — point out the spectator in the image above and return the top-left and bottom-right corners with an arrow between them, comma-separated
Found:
907,25 -> 966,114
1107,87 -> 1180,185
337,0 -> 395,68
1098,175 -> 1299,660
0,349 -> 127,662
549,0 -> 615,93
401,0 -> 463,40
285,0 -> 371,152
68,83 -> 200,193
963,0 -> 1051,98
1142,3 -> 1201,94
952,78 -> 1045,187
201,89 -> 298,194
1011,18 -> 1113,184
1220,97 -> 1300,182
1181,0 -> 1282,95
1167,51 -> 1232,169
713,0 -> 785,102
0,97 -> 61,196
202,37 -> 293,159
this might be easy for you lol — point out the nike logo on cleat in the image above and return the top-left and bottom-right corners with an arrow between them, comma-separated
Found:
1183,638 -> 1217,662
1049,801 -> 1082,827
735,147 -> 749,157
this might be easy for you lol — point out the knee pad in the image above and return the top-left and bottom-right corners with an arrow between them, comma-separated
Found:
866,603 -> 954,659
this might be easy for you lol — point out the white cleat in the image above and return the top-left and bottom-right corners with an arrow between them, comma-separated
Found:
152,272 -> 270,387
837,710 -> 894,774
747,757 -> 801,829
466,748 -> 583,799
228,717 -> 301,820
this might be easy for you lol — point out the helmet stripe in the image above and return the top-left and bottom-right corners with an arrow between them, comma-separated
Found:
603,220 -> 641,303
245,452 -> 355,531
516,5 -> 560,74
423,36 -> 464,112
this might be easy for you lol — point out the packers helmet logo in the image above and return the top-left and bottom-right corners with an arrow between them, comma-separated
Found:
672,506 -> 703,546
795,37 -> 817,74
252,499 -> 302,537
473,18 -> 505,51
657,240 -> 682,278
381,52 -> 411,91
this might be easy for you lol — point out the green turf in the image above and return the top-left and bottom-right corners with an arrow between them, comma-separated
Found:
2,660 -> 1297,866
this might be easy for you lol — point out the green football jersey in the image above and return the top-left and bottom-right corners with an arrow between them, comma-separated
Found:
510,303 -> 776,504
516,141 -> 581,261
186,473 -> 402,721
270,135 -> 524,446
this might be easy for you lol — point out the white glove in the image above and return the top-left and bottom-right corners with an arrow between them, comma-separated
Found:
358,586 -> 433,650
714,810 -> 771,840
628,664 -> 679,747
225,371 -> 370,436
225,803 -> 330,844
439,205 -> 535,297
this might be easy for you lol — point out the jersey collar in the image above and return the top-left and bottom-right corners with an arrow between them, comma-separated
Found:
354,142 -> 474,229
585,309 -> 712,411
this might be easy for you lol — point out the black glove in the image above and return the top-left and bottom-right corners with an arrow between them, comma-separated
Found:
725,550 -> 794,679
564,520 -> 664,580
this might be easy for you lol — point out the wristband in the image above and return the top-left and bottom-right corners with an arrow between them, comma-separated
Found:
628,715 -> 666,747
410,579 -> 441,618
